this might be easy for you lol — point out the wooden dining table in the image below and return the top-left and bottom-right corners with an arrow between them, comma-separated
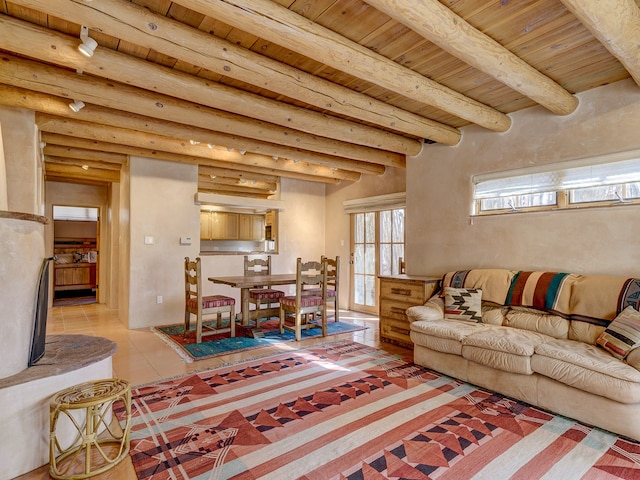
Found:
208,273 -> 297,326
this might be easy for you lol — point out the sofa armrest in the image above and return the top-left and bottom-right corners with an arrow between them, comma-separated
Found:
627,348 -> 640,371
406,296 -> 444,322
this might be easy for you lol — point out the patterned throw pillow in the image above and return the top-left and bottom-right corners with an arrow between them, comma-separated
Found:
596,306 -> 640,360
444,287 -> 483,323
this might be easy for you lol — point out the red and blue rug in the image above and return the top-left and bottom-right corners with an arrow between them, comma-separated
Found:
118,340 -> 639,479
153,318 -> 367,362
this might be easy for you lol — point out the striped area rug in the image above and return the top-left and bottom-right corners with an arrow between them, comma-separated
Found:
119,340 -> 639,479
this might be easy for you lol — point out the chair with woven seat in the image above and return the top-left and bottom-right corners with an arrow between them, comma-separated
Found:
279,258 -> 327,341
244,255 -> 285,328
302,256 -> 340,322
185,257 -> 235,343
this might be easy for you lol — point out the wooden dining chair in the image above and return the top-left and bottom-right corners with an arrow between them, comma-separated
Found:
279,258 -> 327,341
244,255 -> 285,327
185,257 -> 235,343
302,256 -> 340,322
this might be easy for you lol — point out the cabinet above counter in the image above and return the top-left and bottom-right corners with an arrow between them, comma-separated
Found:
200,209 -> 278,254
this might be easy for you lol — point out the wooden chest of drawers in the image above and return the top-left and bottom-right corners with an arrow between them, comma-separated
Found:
379,275 -> 440,347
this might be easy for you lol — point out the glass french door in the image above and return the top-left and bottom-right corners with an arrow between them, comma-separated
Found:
350,208 -> 405,314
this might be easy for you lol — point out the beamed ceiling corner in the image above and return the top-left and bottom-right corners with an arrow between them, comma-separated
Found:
0,0 -> 638,197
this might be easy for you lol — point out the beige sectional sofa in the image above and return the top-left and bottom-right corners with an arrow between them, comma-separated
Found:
406,269 -> 640,441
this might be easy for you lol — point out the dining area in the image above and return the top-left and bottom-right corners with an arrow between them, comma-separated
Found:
184,255 -> 341,346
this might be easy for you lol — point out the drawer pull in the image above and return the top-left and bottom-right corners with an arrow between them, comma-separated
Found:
390,307 -> 407,315
390,288 -> 412,296
389,326 -> 410,335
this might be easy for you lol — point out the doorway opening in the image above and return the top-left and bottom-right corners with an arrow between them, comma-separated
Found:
52,205 -> 99,306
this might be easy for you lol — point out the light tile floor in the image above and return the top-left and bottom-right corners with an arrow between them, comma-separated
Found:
16,304 -> 410,480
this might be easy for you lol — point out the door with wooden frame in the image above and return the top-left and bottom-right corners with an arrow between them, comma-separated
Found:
349,208 -> 405,314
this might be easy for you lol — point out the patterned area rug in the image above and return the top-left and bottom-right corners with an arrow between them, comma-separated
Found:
117,340 -> 639,480
153,319 -> 367,362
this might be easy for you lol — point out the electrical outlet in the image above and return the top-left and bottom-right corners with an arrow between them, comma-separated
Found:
156,295 -> 163,304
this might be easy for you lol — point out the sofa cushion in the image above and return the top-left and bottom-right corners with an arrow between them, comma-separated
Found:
461,328 -> 553,375
505,308 -> 569,339
596,306 -> 640,360
410,319 -> 490,355
444,287 -> 482,322
533,339 -> 640,404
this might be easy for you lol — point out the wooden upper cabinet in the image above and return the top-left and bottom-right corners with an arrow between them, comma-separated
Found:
200,211 -> 211,240
211,212 -> 239,240
239,214 -> 265,241
200,211 -> 266,241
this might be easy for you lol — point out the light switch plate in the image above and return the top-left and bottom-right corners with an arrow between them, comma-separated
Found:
144,236 -> 154,245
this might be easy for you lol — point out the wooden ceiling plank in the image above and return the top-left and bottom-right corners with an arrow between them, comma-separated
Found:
0,53 -> 396,166
559,0 -> 640,87
1,5 -> 426,153
365,0 -> 578,116
39,133 -> 355,184
181,0 -> 510,132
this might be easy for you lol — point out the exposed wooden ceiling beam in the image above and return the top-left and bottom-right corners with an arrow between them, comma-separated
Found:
198,176 -> 277,195
43,162 -> 121,183
197,187 -> 272,199
559,0 -> 640,88
198,166 -> 278,184
0,53 -> 401,165
365,0 -> 578,115
36,113 -> 386,176
44,155 -> 122,171
0,14 -> 420,156
0,84 -> 399,170
39,133 -> 354,184
181,0 -> 511,132
7,0 -> 461,145
42,145 -> 127,165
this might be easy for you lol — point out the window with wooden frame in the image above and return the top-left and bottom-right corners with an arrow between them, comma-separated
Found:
472,150 -> 640,216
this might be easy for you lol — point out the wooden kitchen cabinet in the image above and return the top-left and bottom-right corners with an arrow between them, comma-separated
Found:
201,211 -> 266,241
239,214 -> 265,241
201,211 -> 240,240
54,263 -> 96,291
378,275 -> 441,347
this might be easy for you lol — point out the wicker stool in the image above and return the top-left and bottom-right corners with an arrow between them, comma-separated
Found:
49,378 -> 132,479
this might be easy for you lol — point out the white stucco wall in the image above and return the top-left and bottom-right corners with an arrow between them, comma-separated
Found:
406,79 -> 640,277
126,156 -> 200,329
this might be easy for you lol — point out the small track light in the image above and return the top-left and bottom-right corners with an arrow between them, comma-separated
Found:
78,26 -> 98,58
68,100 -> 85,112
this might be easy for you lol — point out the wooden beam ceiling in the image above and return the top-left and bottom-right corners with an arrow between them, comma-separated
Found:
0,0 -> 637,196
6,0 -> 461,145
182,0 -> 511,132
